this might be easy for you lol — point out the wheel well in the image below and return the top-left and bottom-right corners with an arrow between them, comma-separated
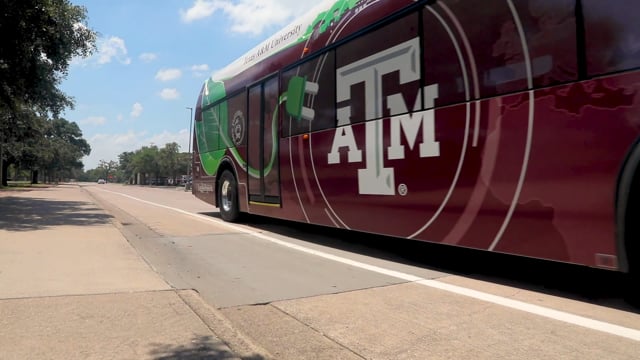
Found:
617,142 -> 640,274
215,161 -> 236,207
624,170 -> 640,275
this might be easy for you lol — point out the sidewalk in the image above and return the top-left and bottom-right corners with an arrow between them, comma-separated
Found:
0,184 -> 265,360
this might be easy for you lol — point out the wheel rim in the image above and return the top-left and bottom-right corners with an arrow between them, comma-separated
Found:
221,179 -> 233,212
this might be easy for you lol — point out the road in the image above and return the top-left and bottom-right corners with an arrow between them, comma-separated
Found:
83,182 -> 640,359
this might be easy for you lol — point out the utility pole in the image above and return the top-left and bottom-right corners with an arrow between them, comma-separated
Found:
186,107 -> 193,164
185,107 -> 193,191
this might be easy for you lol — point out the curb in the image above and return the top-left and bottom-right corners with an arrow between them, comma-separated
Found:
177,289 -> 274,359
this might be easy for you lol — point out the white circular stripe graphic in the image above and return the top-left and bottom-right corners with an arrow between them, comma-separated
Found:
488,0 -> 535,252
305,2 -> 473,235
443,98 -> 504,245
438,2 -> 482,148
308,53 -> 350,229
286,32 -> 319,224
408,5 -> 472,239
308,1 -> 383,230
288,134 -> 310,223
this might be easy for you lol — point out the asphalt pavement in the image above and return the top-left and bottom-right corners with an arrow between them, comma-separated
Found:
0,184 -> 270,360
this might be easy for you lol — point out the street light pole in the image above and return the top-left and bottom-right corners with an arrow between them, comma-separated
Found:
186,106 -> 193,175
185,107 -> 193,191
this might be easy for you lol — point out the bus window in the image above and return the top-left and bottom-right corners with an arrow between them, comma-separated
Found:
336,13 -> 420,123
199,104 -> 221,152
281,51 -> 336,137
510,0 -> 578,87
226,92 -> 247,147
263,76 -> 280,199
422,7 -> 466,106
583,0 -> 640,76
248,85 -> 262,195
426,0 -> 577,100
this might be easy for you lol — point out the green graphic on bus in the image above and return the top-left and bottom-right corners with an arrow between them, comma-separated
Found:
196,79 -> 298,179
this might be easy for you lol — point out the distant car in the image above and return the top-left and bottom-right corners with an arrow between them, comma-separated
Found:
97,179 -> 106,184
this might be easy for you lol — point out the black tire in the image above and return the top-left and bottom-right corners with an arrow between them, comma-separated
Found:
626,272 -> 640,308
218,170 -> 240,222
625,214 -> 639,307
620,146 -> 640,307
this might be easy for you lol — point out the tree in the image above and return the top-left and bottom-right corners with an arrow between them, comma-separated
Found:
0,0 -> 96,114
118,151 -> 135,183
8,112 -> 49,184
159,142 -> 182,184
78,167 -> 102,182
93,143 -> 191,186
0,107 -> 48,185
97,160 -> 118,182
0,0 -> 97,185
131,145 -> 160,185
38,118 -> 91,182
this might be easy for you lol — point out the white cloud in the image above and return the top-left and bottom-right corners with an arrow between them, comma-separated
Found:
117,114 -> 124,122
155,68 -> 183,82
97,36 -> 131,65
83,129 -> 190,170
139,52 -> 158,63
191,64 -> 210,77
130,102 -> 143,118
148,130 -> 189,152
159,88 -> 180,100
79,116 -> 107,126
70,36 -> 131,67
181,0 -> 313,35
180,0 -> 220,23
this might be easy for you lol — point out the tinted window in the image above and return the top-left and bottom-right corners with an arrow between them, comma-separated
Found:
281,51 -> 336,136
226,92 -> 247,146
510,0 -> 578,87
263,76 -> 280,198
200,105 -> 221,152
336,13 -> 420,124
248,85 -> 261,195
425,0 -> 577,101
583,0 -> 640,76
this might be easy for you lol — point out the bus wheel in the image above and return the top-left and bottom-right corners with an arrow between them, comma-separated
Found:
625,231 -> 639,307
625,197 -> 640,306
219,170 -> 240,222
623,161 -> 640,307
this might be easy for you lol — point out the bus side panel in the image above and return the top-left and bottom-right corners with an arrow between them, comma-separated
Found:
194,0 -> 640,270
272,0 -> 640,269
491,74 -> 640,267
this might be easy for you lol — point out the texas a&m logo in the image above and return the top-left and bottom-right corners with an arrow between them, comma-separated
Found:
327,37 -> 440,195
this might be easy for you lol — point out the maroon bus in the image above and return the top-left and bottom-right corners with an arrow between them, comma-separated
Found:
191,0 -> 640,278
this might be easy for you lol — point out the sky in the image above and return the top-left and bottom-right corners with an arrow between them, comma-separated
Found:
62,0 -> 318,170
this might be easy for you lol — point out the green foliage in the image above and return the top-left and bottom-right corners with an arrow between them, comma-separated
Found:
0,0 -> 97,185
117,151 -> 135,183
0,0 -> 97,116
40,118 -> 91,181
97,159 -> 118,182
159,142 -> 187,182
133,145 -> 160,184
78,167 -> 103,182
84,143 -> 190,185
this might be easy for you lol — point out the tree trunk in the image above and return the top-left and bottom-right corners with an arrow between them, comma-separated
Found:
0,144 -> 6,187
31,169 -> 39,184
1,158 -> 7,187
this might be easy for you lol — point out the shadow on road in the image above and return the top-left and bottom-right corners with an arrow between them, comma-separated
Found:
200,212 -> 639,313
0,195 -> 113,231
149,335 -> 265,360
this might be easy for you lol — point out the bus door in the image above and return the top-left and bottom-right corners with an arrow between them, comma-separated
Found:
247,75 -> 281,205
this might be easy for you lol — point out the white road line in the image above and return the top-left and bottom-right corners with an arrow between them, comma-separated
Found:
96,187 -> 640,342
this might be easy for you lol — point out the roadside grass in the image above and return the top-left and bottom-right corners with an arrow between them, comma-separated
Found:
0,181 -> 53,191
